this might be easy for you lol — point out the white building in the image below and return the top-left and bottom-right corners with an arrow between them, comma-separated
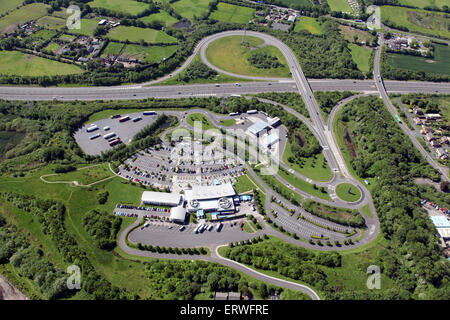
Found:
185,183 -> 236,213
170,206 -> 186,223
248,120 -> 270,137
141,191 -> 182,207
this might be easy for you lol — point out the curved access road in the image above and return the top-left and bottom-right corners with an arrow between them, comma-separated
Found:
373,33 -> 449,182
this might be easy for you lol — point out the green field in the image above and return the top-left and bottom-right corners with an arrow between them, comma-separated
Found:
155,53 -> 254,86
338,25 -> 376,44
335,183 -> 361,202
219,119 -> 236,126
282,140 -> 333,182
170,0 -> 214,21
0,0 -> 23,15
277,167 -> 332,201
44,164 -> 113,185
380,6 -> 450,39
397,0 -> 449,9
89,0 -> 149,15
206,35 -> 291,78
101,42 -> 178,63
101,42 -> 124,56
327,0 -> 353,13
209,3 -> 255,24
138,10 -> 178,27
30,29 -> 58,41
0,3 -> 49,34
294,17 -> 323,35
186,113 -> 218,131
69,18 -> 100,36
359,203 -> 372,218
386,44 -> 450,76
36,15 -> 66,30
107,26 -> 177,44
43,42 -> 62,54
234,174 -> 256,193
349,44 -> 372,73
122,44 -> 178,63
0,51 -> 84,76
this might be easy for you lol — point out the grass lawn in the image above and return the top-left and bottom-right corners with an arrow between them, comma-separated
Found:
30,29 -> 58,41
282,140 -> 333,182
68,18 -> 100,36
155,53 -> 253,86
380,6 -> 450,39
0,0 -> 24,15
339,25 -> 376,44
278,167 -> 332,201
397,0 -> 449,9
234,174 -> 257,193
243,221 -> 255,233
386,44 -> 450,76
0,51 -> 83,76
206,35 -> 291,78
209,2 -> 255,24
326,0 -> 353,13
138,10 -> 178,27
44,163 -> 113,185
0,3 -> 49,34
335,183 -> 361,202
101,41 -> 125,57
122,44 -> 178,63
219,119 -> 236,126
44,42 -> 61,54
89,0 -> 149,15
294,17 -> 323,35
107,26 -> 177,44
348,44 -> 372,73
36,15 -> 66,30
360,203 -> 372,218
256,171 -> 303,204
170,0 -> 213,21
186,113 -> 218,131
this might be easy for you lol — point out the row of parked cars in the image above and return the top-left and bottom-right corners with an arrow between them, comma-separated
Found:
194,222 -> 222,234
114,212 -> 138,217
115,204 -> 169,212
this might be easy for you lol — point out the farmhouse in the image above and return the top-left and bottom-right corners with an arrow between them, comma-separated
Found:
425,113 -> 442,121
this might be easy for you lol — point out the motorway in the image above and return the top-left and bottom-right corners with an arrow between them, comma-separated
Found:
11,29 -> 448,299
1,79 -> 449,101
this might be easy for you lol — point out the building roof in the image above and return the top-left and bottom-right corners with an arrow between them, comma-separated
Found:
437,228 -> 450,239
215,292 -> 228,300
141,191 -> 182,206
185,183 -> 236,201
170,206 -> 186,222
248,120 -> 270,135
430,215 -> 450,228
